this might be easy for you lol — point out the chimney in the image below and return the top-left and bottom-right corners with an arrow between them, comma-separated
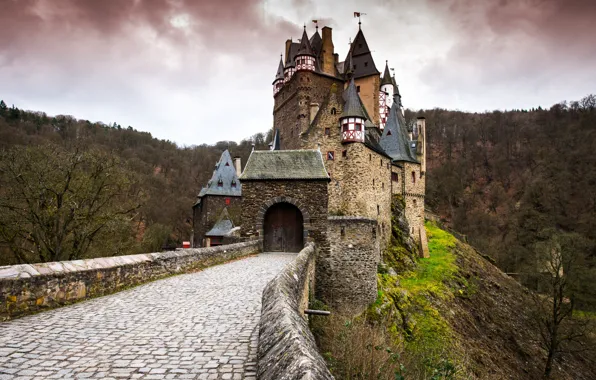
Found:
233,156 -> 242,177
416,117 -> 426,174
285,39 -> 292,65
321,27 -> 335,76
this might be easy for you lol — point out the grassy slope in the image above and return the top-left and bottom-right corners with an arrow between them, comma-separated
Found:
373,222 -> 595,379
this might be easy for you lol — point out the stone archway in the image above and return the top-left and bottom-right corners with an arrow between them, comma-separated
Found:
256,196 -> 311,253
263,202 -> 304,252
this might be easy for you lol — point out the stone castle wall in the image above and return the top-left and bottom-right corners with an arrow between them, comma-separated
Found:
0,241 -> 260,321
257,243 -> 333,380
321,217 -> 380,313
402,162 -> 426,241
192,195 -> 242,247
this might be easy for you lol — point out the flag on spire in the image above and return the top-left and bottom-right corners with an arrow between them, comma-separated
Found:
354,12 -> 360,17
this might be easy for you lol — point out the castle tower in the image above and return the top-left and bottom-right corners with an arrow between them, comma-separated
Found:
340,79 -> 367,143
283,40 -> 298,83
343,28 -> 380,124
295,28 -> 316,72
272,57 -> 284,95
379,61 -> 393,129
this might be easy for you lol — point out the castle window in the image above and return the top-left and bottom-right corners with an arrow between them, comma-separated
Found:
380,159 -> 383,167
225,162 -> 230,166
340,226 -> 345,238
377,205 -> 380,215
354,123 -> 362,131
217,180 -> 223,188
231,181 -> 237,188
369,154 -> 372,161
372,226 -> 376,239
387,130 -> 392,136
391,172 -> 399,182
331,108 -> 337,115
382,182 -> 384,190
364,61 -> 368,67
412,171 -> 416,184
357,86 -> 361,93
325,128 -> 330,136
327,151 -> 335,161
413,199 -> 417,206
342,150 -> 347,158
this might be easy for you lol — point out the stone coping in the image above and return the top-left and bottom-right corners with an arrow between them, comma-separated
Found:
257,243 -> 334,379
0,242 -> 257,280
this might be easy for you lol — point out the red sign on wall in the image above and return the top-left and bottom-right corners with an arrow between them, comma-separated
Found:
225,198 -> 231,205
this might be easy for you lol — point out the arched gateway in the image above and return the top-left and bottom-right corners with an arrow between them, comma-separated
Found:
263,202 -> 304,252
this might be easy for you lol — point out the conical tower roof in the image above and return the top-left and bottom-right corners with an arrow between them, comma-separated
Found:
285,41 -> 299,68
197,150 -> 242,198
297,28 -> 315,57
381,61 -> 392,86
309,30 -> 322,57
379,102 -> 418,163
344,28 -> 379,79
341,79 -> 367,120
273,57 -> 284,84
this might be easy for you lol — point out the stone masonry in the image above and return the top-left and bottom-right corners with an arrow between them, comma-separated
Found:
322,217 -> 380,313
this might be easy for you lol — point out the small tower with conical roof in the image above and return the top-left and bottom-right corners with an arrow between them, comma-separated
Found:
272,56 -> 285,95
295,27 -> 316,72
340,79 -> 367,143
379,61 -> 393,129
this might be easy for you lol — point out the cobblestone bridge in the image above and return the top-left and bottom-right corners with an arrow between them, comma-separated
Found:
0,253 -> 295,380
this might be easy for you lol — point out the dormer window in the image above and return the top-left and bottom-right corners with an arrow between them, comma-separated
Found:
225,162 -> 230,166
231,180 -> 237,188
217,180 -> 223,188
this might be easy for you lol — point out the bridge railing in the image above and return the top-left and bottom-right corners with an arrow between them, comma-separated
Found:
257,243 -> 334,380
0,241 -> 259,321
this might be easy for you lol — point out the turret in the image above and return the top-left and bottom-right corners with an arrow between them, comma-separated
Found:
272,57 -> 284,95
379,61 -> 393,129
295,28 -> 316,72
416,117 -> 426,174
284,39 -> 298,83
340,79 -> 366,143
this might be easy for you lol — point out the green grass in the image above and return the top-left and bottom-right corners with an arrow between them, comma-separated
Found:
372,221 -> 462,374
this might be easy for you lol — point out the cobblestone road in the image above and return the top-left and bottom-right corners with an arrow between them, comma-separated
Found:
0,253 -> 294,380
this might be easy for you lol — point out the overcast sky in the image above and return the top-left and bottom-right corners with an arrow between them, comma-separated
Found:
1,0 -> 595,145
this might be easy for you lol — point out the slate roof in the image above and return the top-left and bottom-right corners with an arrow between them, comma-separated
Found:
341,79 -> 367,119
240,150 -> 329,181
285,42 -> 300,68
381,61 -> 393,86
309,30 -> 322,57
379,102 -> 418,163
205,208 -> 234,237
197,150 -> 242,199
345,29 -> 379,79
273,57 -> 284,84
297,29 -> 315,57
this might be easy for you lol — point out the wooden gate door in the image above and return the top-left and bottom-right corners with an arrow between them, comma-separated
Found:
263,203 -> 304,252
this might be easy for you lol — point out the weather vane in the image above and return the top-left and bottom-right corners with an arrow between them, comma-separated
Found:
354,12 -> 367,29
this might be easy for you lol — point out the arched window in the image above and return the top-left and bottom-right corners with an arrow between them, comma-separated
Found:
331,108 -> 337,115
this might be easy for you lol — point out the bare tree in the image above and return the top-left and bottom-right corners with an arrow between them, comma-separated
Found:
532,232 -> 594,378
0,144 -> 143,263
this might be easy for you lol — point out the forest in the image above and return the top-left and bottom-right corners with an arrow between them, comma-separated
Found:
0,96 -> 594,308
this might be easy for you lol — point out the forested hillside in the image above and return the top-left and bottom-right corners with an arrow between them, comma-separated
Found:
1,96 -> 594,311
405,94 -> 596,309
0,100 -> 271,265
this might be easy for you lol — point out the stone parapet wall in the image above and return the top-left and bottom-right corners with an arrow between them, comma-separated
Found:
257,244 -> 334,380
0,241 -> 259,321
321,217 -> 380,314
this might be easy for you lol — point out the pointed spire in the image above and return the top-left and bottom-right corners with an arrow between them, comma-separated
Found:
297,28 -> 314,57
341,79 -> 367,120
381,61 -> 392,86
274,55 -> 284,82
379,102 -> 417,163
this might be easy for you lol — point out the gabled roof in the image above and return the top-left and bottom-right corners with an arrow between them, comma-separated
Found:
379,102 -> 418,163
197,150 -> 242,198
205,208 -> 234,237
240,150 -> 329,181
309,30 -> 322,57
345,29 -> 379,79
297,29 -> 315,57
273,57 -> 284,84
341,79 -> 367,120
380,61 -> 392,87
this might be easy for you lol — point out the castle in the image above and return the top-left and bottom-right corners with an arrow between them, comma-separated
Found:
194,22 -> 427,255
